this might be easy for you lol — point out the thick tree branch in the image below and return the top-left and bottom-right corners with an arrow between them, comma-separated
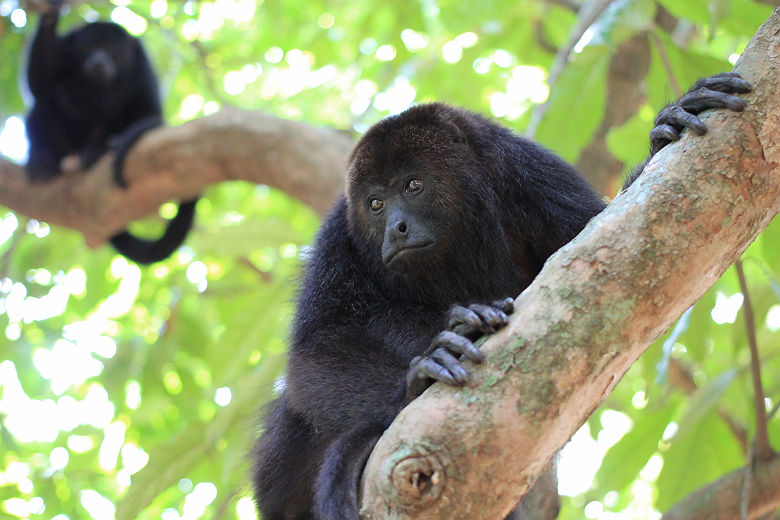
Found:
0,109 -> 351,246
360,9 -> 780,520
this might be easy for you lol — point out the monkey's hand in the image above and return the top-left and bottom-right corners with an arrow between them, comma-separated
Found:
649,72 -> 752,156
60,153 -> 83,173
405,297 -> 514,400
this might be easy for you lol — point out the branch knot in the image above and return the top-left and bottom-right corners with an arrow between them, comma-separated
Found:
389,444 -> 449,509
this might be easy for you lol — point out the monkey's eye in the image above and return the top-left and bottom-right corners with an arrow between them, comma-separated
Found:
369,198 -> 385,213
405,179 -> 423,194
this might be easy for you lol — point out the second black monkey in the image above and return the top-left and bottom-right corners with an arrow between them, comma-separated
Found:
25,4 -> 197,264
253,75 -> 752,519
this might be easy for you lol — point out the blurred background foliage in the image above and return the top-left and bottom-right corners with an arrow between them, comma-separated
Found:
0,0 -> 778,519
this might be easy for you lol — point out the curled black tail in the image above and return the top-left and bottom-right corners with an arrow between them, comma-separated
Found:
314,421 -> 389,520
109,198 -> 197,264
109,116 -> 197,264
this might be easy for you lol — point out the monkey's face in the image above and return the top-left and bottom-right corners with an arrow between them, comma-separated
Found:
362,170 -> 439,271
79,48 -> 118,86
62,23 -> 136,99
346,115 -> 475,276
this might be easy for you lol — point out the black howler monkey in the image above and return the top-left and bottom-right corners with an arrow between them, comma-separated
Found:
252,73 -> 752,520
24,2 -> 197,264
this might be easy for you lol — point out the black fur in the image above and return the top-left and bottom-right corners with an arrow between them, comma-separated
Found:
24,6 -> 197,264
253,104 -> 604,520
254,74 -> 752,520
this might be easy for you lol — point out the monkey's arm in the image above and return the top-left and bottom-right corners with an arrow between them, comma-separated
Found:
268,327 -> 407,520
26,2 -> 62,98
110,116 -> 163,188
285,330 -> 408,432
253,397 -> 322,520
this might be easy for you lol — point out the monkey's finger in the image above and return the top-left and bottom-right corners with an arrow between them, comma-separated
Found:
430,331 -> 485,363
693,72 -> 753,94
491,297 -> 515,315
650,124 -> 680,144
408,356 -> 460,387
654,105 -> 707,135
678,87 -> 747,114
447,305 -> 483,330
468,303 -> 508,331
430,348 -> 469,385
649,125 -> 679,156
406,358 -> 434,399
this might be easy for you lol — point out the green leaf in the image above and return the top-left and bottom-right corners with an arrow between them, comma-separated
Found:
192,217 -> 308,256
673,369 -> 736,438
644,30 -> 732,112
758,216 -> 780,278
708,0 -> 731,31
719,0 -> 774,36
589,0 -> 657,47
656,409 -> 744,512
116,355 -> 285,519
605,112 -> 653,168
535,45 -> 610,162
594,403 -> 678,493
656,0 -> 710,25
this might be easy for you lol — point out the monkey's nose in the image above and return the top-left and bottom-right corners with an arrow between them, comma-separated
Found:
83,50 -> 117,84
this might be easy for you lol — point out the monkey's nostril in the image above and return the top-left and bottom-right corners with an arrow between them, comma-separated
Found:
397,222 -> 407,234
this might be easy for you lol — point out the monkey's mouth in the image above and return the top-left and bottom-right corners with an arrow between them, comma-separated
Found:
383,241 -> 434,267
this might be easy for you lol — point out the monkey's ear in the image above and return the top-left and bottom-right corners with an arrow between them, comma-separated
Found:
447,120 -> 469,145
438,113 -> 469,147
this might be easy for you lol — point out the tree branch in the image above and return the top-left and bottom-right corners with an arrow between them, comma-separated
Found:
360,9 -> 780,520
661,453 -> 780,520
0,109 -> 351,246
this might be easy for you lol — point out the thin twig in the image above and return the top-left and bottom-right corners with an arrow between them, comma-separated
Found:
736,259 -> 774,461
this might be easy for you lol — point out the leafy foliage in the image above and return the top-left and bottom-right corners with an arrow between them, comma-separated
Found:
0,1 -> 777,519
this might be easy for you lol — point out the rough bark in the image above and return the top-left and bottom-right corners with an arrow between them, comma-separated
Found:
0,109 -> 351,246
359,9 -> 780,520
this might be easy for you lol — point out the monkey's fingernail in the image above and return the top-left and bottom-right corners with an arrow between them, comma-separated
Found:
453,365 -> 468,383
